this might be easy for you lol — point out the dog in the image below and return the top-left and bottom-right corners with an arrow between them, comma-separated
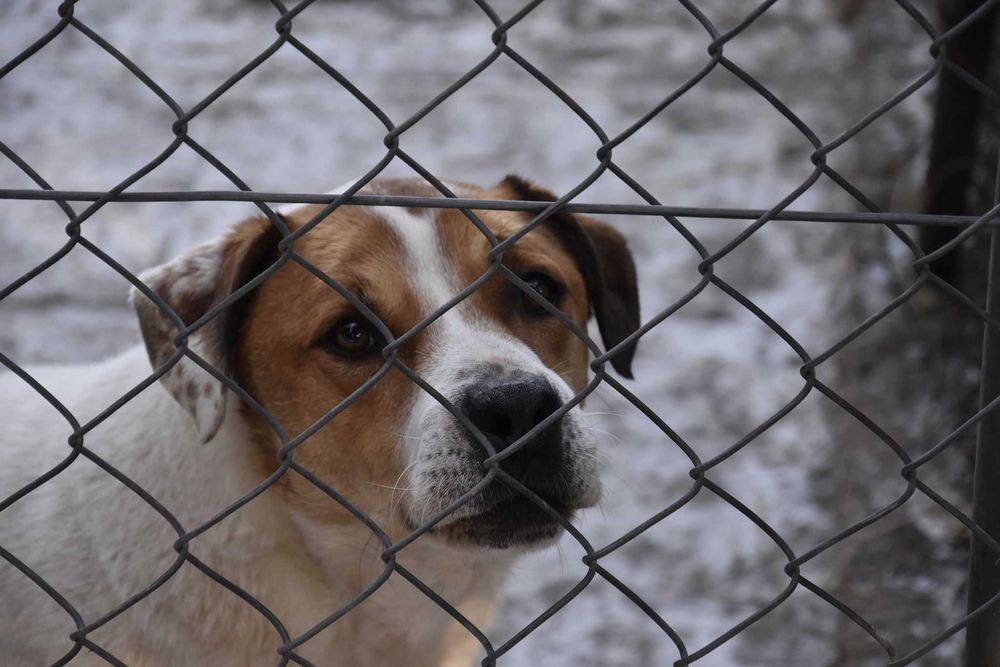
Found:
0,176 -> 639,666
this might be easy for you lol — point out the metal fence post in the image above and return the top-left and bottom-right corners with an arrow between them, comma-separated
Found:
965,153 -> 1000,666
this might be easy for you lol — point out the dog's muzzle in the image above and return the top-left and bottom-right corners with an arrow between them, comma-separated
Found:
409,369 -> 600,550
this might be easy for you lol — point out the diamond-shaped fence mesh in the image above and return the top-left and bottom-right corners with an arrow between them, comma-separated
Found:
1,0 -> 1000,665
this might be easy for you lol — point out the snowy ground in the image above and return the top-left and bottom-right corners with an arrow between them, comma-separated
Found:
1,1 -> 967,665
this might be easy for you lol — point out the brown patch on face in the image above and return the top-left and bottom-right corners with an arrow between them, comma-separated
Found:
235,204 -> 431,533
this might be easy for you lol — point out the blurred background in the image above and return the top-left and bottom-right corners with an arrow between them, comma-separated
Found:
2,0 -> 999,665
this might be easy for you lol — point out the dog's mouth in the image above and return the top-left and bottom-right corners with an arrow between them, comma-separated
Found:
403,426 -> 601,550
433,492 -> 574,550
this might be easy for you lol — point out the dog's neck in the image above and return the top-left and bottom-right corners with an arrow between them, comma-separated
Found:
147,366 -> 513,665
287,512 -> 514,666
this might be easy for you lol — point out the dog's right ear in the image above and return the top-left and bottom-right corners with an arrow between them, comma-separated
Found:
130,216 -> 282,443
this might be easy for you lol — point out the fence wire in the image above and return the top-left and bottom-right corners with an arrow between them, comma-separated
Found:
1,1 -> 999,665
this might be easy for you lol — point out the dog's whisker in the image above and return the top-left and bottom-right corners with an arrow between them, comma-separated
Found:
586,426 -> 625,447
385,457 -> 422,527
367,481 -> 418,491
577,410 -> 624,418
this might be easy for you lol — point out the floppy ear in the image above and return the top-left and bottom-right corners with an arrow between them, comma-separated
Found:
499,175 -> 641,378
129,216 -> 282,442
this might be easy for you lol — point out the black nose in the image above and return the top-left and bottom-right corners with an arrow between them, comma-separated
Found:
463,375 -> 560,450
462,374 -> 564,481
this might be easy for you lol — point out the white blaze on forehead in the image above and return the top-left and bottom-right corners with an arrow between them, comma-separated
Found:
374,201 -> 551,363
376,205 -> 467,315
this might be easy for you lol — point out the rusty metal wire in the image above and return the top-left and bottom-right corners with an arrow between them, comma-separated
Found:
1,1 -> 1000,665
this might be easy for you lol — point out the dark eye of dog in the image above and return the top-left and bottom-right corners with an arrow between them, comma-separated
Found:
520,271 -> 563,314
324,317 -> 380,357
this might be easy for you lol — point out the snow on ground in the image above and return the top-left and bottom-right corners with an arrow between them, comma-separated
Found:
1,1 -> 953,665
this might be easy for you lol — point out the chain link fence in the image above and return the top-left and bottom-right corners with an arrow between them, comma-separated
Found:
1,0 -> 1000,665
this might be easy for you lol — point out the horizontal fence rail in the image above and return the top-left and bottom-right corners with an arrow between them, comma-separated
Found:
1,0 -> 1000,665
1,189 -> 998,228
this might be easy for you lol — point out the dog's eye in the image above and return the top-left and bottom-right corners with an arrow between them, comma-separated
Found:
324,317 -> 381,358
520,272 -> 563,315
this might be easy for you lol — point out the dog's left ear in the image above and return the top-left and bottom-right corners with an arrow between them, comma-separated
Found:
499,175 -> 641,378
129,216 -> 281,442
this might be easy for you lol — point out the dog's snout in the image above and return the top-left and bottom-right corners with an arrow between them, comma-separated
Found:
463,375 -> 561,455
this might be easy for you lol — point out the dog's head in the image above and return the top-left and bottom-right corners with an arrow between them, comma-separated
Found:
131,176 -> 639,551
